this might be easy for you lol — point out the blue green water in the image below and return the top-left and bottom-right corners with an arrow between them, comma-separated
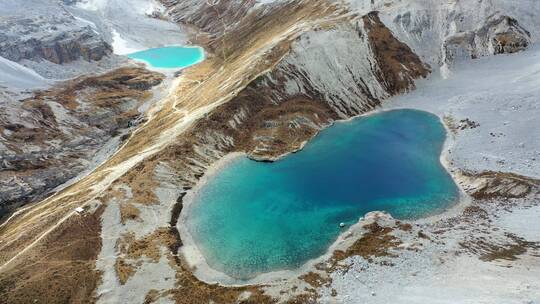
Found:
186,109 -> 459,280
127,46 -> 204,68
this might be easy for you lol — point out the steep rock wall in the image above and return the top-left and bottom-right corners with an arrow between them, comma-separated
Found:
0,3 -> 112,65
443,14 -> 531,66
161,0 -> 257,38
244,12 -> 428,120
0,28 -> 112,65
161,0 -> 337,56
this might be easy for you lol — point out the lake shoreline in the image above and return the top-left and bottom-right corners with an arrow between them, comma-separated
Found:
177,108 -> 470,286
127,45 -> 205,71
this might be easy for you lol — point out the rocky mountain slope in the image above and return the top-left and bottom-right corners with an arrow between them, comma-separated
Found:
0,0 -> 539,303
0,67 -> 164,221
0,0 -> 186,220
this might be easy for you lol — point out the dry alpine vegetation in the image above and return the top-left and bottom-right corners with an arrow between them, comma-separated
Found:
1,0 -> 539,303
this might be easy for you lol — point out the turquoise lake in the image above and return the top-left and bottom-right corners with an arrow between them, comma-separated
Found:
186,109 -> 459,280
127,46 -> 204,68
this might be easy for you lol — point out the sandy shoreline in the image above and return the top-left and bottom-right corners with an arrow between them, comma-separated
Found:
177,107 -> 472,286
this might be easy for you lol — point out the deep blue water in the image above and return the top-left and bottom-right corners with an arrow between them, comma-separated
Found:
186,109 -> 459,280
128,46 -> 204,68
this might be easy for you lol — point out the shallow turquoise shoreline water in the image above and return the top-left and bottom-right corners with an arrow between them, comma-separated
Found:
186,109 -> 459,280
127,46 -> 204,68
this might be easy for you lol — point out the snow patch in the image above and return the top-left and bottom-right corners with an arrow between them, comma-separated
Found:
111,30 -> 141,55
0,55 -> 49,91
496,205 -> 540,243
76,0 -> 108,11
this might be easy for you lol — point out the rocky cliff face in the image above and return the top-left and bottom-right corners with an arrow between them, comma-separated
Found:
156,7 -> 428,162
255,12 -> 428,116
0,1 -> 112,65
0,24 -> 111,64
161,0 -> 256,39
160,1 -> 428,117
443,14 -> 531,66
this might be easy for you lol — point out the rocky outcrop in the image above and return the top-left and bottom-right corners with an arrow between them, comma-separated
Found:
349,0 -> 538,67
0,1 -> 112,65
463,171 -> 538,199
161,0 -> 256,38
489,17 -> 531,54
0,28 -> 112,64
361,12 -> 430,94
443,14 -> 531,65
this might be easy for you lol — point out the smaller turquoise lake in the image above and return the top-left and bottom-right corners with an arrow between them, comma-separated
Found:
127,46 -> 204,69
186,109 -> 459,280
